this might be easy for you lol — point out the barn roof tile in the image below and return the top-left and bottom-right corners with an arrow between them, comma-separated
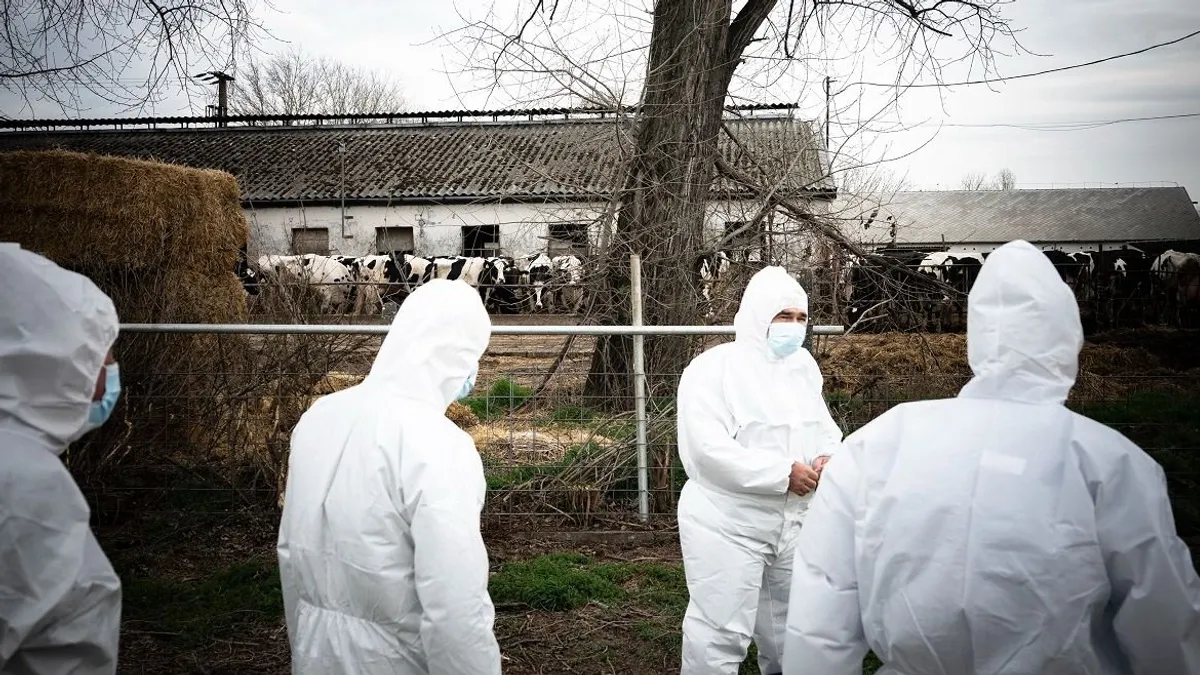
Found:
837,188 -> 1200,246
0,115 -> 834,204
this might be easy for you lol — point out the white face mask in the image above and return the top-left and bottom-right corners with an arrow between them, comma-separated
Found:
766,322 -> 808,359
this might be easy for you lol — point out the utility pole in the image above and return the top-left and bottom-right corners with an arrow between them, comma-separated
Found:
194,71 -> 235,126
338,141 -> 349,239
823,75 -> 836,153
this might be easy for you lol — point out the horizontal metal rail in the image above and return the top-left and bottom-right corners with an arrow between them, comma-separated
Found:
119,323 -> 845,336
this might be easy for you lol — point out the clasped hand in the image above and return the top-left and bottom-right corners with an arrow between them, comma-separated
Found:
788,456 -> 830,496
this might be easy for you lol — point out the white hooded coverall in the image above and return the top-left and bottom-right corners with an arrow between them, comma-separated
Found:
782,240 -> 1200,675
276,279 -> 502,675
677,266 -> 844,675
0,245 -> 123,674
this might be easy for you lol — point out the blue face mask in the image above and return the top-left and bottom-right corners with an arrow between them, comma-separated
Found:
80,363 -> 121,435
766,323 -> 807,359
456,367 -> 478,401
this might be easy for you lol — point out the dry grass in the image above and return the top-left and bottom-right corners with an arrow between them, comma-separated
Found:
814,332 -> 1196,402
472,424 -> 616,466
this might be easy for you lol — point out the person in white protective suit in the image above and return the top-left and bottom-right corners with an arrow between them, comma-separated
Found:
277,278 -> 502,675
782,239 -> 1200,675
677,266 -> 844,675
0,245 -> 124,674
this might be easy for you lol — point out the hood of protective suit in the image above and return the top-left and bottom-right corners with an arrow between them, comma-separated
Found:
959,240 -> 1082,406
365,279 -> 490,408
0,245 -> 119,452
733,266 -> 809,358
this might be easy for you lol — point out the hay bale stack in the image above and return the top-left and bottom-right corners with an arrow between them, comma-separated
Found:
0,149 -> 245,271
0,149 -> 250,478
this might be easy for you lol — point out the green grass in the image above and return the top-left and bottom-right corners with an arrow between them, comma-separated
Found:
462,377 -> 534,420
490,552 -> 882,674
122,559 -> 283,646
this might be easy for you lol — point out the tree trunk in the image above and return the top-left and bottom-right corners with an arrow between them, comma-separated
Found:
584,0 -> 756,408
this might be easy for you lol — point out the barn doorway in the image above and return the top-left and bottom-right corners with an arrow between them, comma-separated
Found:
462,225 -> 500,257
375,226 -> 415,255
548,222 -> 589,257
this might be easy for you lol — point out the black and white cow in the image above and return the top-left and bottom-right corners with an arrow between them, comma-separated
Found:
1151,249 -> 1200,325
550,254 -> 585,314
236,244 -> 259,296
516,253 -> 555,312
477,257 -> 511,309
844,250 -> 934,330
256,254 -> 354,313
694,250 -> 731,320
483,255 -> 526,313
1042,250 -> 1094,297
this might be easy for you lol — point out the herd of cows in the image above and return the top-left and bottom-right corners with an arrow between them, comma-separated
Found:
837,246 -> 1200,330
231,244 -> 1200,329
236,251 -> 585,315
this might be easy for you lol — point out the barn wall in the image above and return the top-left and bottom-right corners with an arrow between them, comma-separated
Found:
245,201 -> 609,259
244,197 -> 829,261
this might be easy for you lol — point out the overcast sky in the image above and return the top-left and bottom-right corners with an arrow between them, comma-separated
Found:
3,0 -> 1198,198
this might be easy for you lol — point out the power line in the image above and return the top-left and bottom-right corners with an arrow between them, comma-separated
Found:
927,111 -> 1200,131
748,28 -> 1200,88
845,28 -> 1200,89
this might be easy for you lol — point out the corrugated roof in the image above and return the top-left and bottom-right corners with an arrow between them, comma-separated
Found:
0,116 -> 833,204
838,188 -> 1200,246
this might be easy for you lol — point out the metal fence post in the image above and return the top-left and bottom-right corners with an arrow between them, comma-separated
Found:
630,253 -> 650,522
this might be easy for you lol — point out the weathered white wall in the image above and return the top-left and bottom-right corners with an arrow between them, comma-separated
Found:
246,201 -> 606,259
245,197 -> 832,262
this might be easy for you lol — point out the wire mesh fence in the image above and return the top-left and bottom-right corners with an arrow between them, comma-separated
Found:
72,324 -> 1200,539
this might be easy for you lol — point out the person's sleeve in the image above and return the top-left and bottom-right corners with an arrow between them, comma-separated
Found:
1095,444 -> 1200,673
801,352 -> 845,464
411,442 -> 502,675
0,463 -> 119,674
676,359 -> 792,495
783,438 -> 868,675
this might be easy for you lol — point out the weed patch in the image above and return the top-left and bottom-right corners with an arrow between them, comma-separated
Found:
463,377 -> 534,420
122,558 -> 283,646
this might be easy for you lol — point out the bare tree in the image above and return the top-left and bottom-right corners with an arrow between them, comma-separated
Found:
961,171 -> 990,190
450,0 -> 1022,404
0,0 -> 266,114
231,47 -> 406,116
994,167 -> 1017,190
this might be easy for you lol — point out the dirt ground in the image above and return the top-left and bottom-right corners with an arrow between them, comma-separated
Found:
95,326 -> 1198,674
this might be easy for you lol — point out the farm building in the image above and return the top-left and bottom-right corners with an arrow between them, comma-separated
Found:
837,187 -> 1200,256
0,106 -> 836,262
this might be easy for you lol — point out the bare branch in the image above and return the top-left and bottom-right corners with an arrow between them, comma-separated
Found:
0,0 -> 270,115
229,47 -> 407,116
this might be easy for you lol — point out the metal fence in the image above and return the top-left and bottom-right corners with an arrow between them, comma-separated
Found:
78,321 -> 1200,540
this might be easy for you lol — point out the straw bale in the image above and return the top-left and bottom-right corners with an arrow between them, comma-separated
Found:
0,149 -> 247,273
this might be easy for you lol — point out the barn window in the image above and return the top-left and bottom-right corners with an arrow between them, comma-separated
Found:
375,226 -> 415,255
723,220 -> 763,261
291,227 -> 330,255
462,225 -> 500,257
548,222 -> 589,257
